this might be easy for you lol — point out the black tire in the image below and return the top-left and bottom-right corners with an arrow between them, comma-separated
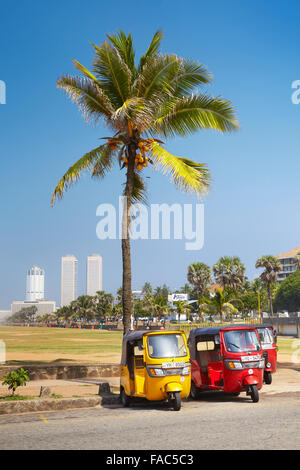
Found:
189,381 -> 199,400
264,371 -> 272,385
120,388 -> 130,407
173,392 -> 181,411
250,384 -> 259,403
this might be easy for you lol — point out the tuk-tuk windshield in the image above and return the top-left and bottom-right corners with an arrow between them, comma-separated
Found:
223,329 -> 261,353
147,334 -> 187,358
258,328 -> 274,345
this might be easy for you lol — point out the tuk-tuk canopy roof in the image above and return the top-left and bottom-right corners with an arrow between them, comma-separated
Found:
122,330 -> 148,344
188,324 -> 259,342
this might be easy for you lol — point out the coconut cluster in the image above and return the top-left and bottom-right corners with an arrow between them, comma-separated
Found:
122,139 -> 154,171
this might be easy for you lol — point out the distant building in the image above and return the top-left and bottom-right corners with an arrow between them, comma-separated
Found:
86,254 -> 102,296
132,290 -> 144,301
9,264 -> 55,318
275,246 -> 300,283
11,300 -> 56,316
61,255 -> 78,306
26,265 -> 44,301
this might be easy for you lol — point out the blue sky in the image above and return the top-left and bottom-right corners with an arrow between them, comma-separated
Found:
1,0 -> 300,308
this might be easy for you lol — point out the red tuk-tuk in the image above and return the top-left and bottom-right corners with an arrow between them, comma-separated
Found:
188,325 -> 265,402
254,324 -> 277,385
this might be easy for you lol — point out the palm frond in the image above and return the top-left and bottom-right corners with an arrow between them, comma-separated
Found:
57,74 -> 114,122
91,145 -> 116,178
73,60 -> 101,85
167,58 -> 213,96
135,54 -> 178,100
51,144 -> 114,205
150,142 -> 211,197
91,40 -> 132,107
111,97 -> 146,128
138,30 -> 164,71
106,30 -> 136,76
131,172 -> 147,204
154,94 -> 239,138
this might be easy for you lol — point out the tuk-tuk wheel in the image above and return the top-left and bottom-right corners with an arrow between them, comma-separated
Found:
264,371 -> 272,385
120,388 -> 130,407
168,392 -> 181,411
249,384 -> 259,403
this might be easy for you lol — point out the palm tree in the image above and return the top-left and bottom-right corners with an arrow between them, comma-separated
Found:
213,256 -> 245,292
93,291 -> 114,323
174,300 -> 191,322
141,282 -> 153,295
202,288 -> 241,322
71,295 -> 95,324
56,305 -> 73,325
149,296 -> 169,323
187,262 -> 211,298
154,285 -> 170,301
51,30 -> 239,334
255,255 -> 281,316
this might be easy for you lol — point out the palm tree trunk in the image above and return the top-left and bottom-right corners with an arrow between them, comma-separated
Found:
267,284 -> 273,317
122,142 -> 136,334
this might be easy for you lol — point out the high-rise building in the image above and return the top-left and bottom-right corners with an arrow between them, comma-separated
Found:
61,255 -> 78,306
86,254 -> 102,296
26,265 -> 44,301
275,246 -> 300,283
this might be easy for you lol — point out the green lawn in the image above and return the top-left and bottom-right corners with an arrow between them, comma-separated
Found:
0,326 -> 296,365
0,326 -> 123,364
277,336 -> 297,359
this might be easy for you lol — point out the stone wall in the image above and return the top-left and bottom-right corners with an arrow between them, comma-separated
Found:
0,363 -> 120,381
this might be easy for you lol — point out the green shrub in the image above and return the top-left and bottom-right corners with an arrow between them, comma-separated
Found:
2,368 -> 30,396
274,270 -> 300,312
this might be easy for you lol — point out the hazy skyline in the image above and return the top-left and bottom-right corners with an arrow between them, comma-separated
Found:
1,0 -> 300,308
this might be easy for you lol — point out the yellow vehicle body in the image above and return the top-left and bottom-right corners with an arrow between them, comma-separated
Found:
120,330 -> 191,403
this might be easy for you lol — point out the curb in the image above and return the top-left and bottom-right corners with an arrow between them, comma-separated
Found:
0,394 -> 120,415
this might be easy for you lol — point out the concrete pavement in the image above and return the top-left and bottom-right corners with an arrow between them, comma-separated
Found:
0,392 -> 299,450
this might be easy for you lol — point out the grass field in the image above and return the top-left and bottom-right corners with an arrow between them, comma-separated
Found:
0,326 -> 123,364
0,326 -> 297,365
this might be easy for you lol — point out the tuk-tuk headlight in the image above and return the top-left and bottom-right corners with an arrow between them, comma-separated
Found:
182,366 -> 190,375
150,368 -> 164,377
226,361 -> 243,370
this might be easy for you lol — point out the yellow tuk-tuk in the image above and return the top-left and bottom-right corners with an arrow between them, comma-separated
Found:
120,330 -> 191,411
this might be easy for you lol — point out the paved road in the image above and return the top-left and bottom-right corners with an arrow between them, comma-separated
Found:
0,392 -> 299,450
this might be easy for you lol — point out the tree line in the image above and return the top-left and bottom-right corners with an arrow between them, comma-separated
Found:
9,252 -> 300,326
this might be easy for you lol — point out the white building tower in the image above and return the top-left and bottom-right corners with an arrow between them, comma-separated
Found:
61,255 -> 78,306
26,266 -> 45,301
86,254 -> 102,296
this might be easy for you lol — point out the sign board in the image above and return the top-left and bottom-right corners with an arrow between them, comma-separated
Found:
168,293 -> 188,303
